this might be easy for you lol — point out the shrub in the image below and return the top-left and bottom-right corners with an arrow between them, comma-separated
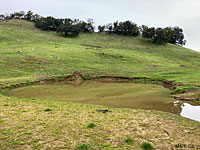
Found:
77,144 -> 90,150
125,137 -> 134,144
44,108 -> 52,112
57,24 -> 80,37
141,142 -> 153,150
87,123 -> 96,128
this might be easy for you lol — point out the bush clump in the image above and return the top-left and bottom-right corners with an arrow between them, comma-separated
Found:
125,137 -> 134,144
77,144 -> 90,150
141,142 -> 153,150
87,123 -> 96,128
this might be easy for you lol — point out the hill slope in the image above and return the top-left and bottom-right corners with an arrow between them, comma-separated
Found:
0,20 -> 200,85
0,20 -> 200,149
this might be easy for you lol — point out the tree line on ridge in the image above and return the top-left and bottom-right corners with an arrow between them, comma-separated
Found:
0,11 -> 186,45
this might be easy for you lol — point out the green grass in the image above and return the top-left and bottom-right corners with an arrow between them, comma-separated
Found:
0,20 -> 200,86
0,19 -> 200,149
194,100 -> 200,104
172,86 -> 199,94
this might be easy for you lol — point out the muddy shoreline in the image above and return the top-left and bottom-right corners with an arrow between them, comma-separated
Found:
0,73 -> 199,102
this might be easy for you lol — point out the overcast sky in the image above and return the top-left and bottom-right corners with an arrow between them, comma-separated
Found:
1,0 -> 200,52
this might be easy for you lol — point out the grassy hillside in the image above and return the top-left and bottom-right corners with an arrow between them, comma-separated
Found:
0,20 -> 200,149
0,20 -> 200,85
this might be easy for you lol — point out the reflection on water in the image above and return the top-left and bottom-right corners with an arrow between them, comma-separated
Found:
137,100 -> 200,122
177,102 -> 200,122
161,101 -> 200,122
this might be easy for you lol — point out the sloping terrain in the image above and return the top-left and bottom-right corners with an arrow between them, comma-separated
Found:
0,20 -> 200,149
0,20 -> 200,85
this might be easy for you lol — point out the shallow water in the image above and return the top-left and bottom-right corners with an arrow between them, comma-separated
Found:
5,81 -> 200,121
179,102 -> 200,121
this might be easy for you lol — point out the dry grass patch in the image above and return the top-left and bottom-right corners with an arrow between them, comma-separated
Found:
0,96 -> 200,149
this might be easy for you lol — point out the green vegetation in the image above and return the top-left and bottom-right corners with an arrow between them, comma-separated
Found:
194,100 -> 200,104
0,20 -> 200,149
141,142 -> 153,150
125,137 -> 134,144
141,25 -> 185,45
57,23 -> 80,37
0,20 -> 200,86
87,123 -> 96,129
172,86 -> 199,94
1,11 -> 185,45
77,144 -> 90,150
44,108 -> 52,112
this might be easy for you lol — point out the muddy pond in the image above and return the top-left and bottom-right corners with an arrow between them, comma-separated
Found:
4,81 -> 200,122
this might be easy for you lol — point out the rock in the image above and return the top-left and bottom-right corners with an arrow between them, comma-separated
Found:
16,50 -> 22,53
16,39 -> 21,42
152,65 -> 161,67
96,109 -> 112,113
180,65 -> 185,67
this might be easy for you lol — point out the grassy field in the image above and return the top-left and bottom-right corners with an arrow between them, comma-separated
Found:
0,20 -> 200,149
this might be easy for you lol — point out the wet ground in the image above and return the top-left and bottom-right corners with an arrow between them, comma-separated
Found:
4,81 -> 200,121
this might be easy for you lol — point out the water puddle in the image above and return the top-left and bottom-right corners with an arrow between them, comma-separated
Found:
175,101 -> 200,122
4,81 -> 200,121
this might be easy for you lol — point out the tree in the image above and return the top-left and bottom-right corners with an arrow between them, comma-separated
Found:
35,18 -> 49,30
113,21 -> 119,34
24,11 -> 33,21
77,21 -> 88,32
32,14 -> 41,22
63,18 -> 73,25
0,15 -> 5,22
140,25 -> 186,46
153,28 -> 168,44
163,27 -> 175,44
172,26 -> 186,46
35,16 -> 62,31
107,21 -> 140,36
76,19 -> 94,33
106,23 -> 113,34
140,25 -> 155,39
120,21 -> 140,36
4,14 -> 10,21
57,23 -> 80,37
86,18 -> 95,32
9,11 -> 25,19
98,25 -> 105,32
162,27 -> 186,46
